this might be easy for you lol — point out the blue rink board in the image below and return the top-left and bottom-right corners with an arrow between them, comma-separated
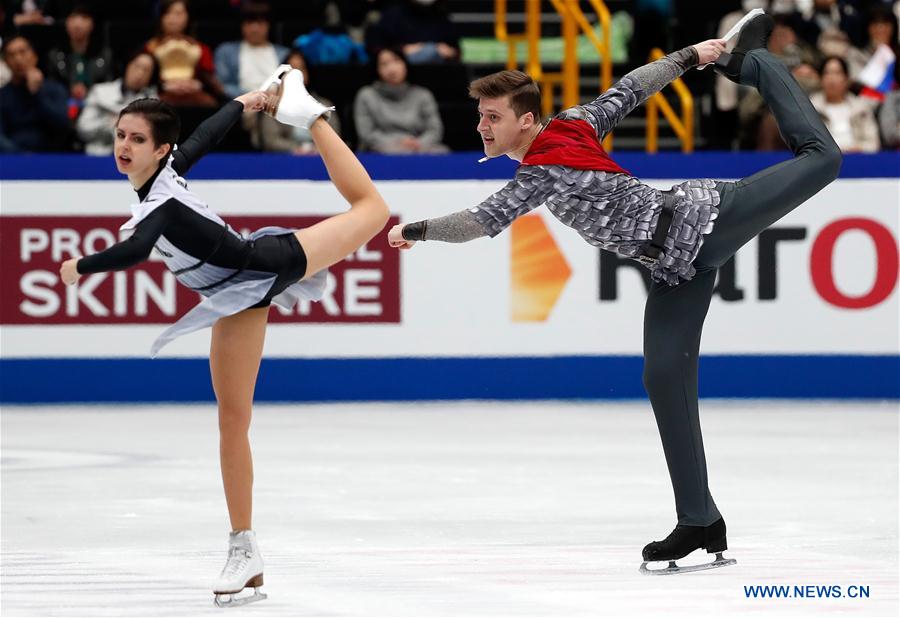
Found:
1,356 -> 898,403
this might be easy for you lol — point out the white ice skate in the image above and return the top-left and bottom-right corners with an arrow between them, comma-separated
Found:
212,530 -> 267,608
259,65 -> 334,129
697,8 -> 766,70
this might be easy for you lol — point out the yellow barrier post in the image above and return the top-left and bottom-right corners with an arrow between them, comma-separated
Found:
645,48 -> 694,153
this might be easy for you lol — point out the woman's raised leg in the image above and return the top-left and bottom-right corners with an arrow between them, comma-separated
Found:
295,118 -> 390,278
209,306 -> 269,530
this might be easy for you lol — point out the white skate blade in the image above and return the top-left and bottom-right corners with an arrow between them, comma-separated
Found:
214,588 -> 267,608
723,8 -> 766,43
258,63 -> 292,92
639,552 -> 737,575
698,8 -> 766,70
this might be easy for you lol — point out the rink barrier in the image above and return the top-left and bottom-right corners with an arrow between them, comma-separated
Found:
1,151 -> 899,180
2,153 -> 898,403
1,355 -> 898,403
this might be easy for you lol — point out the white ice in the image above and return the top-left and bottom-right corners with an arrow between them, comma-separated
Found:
2,401 -> 898,617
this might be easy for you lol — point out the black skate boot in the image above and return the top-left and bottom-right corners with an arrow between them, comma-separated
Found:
714,12 -> 775,84
639,517 -> 736,575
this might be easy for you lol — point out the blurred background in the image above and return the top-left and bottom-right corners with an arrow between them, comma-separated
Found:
1,0 -> 899,155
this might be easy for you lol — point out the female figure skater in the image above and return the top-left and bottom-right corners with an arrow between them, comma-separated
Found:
387,13 -> 841,574
58,66 -> 390,604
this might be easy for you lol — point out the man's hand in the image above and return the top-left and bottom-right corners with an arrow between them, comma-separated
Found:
25,67 -> 44,94
60,258 -> 81,285
388,224 -> 416,250
399,136 -> 421,152
235,90 -> 268,112
693,39 -> 727,66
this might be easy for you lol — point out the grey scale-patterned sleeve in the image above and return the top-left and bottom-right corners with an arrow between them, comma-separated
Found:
467,166 -> 557,238
557,46 -> 699,139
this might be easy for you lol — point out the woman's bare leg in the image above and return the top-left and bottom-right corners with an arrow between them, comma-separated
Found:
209,306 -> 269,531
295,118 -> 390,277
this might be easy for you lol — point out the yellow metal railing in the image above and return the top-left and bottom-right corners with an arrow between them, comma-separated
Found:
494,0 -> 613,149
645,48 -> 694,153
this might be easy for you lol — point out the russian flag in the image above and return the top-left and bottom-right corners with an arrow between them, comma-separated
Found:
858,44 -> 896,102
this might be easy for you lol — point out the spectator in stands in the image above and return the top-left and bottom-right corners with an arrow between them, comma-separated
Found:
76,51 -> 159,155
144,0 -> 225,107
10,0 -> 57,26
879,89 -> 900,147
792,0 -> 865,49
47,5 -> 114,114
365,0 -> 460,63
846,7 -> 898,80
0,7 -> 10,87
243,47 -> 340,154
811,56 -> 881,151
0,35 -> 70,152
214,2 -> 287,100
354,47 -> 447,153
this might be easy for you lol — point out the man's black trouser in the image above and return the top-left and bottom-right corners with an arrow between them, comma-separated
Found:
643,50 -> 842,526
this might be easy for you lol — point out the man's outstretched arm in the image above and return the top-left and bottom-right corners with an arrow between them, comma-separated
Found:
389,167 -> 555,248
561,40 -> 724,140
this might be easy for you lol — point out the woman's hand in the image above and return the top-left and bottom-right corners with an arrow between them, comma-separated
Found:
60,258 -> 81,285
693,39 -> 727,66
235,90 -> 268,113
388,224 -> 416,250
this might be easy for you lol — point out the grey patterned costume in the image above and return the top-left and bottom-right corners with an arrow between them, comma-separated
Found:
407,48 -> 842,529
419,47 -> 719,285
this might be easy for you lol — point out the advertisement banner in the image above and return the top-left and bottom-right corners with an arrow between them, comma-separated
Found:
1,215 -> 400,325
0,178 -> 897,359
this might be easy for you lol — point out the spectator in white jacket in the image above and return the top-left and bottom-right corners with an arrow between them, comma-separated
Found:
76,51 -> 159,155
811,56 -> 881,152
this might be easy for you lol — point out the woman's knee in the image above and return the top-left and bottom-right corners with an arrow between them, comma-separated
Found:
218,404 -> 252,436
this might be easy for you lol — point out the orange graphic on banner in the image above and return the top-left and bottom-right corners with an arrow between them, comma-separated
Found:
510,215 -> 572,322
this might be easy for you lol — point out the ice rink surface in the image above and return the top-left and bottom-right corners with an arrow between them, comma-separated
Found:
2,401 -> 898,618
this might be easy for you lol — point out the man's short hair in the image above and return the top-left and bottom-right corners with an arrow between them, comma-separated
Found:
468,70 -> 542,121
2,35 -> 33,57
241,2 -> 271,23
68,3 -> 94,18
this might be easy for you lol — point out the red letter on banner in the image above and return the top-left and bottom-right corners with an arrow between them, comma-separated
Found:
811,218 -> 899,309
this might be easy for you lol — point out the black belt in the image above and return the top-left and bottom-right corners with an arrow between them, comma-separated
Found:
644,194 -> 676,259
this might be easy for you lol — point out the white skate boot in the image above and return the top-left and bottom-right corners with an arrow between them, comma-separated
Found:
212,530 -> 267,608
259,64 -> 334,129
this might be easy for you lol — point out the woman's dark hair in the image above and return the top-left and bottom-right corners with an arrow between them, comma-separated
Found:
122,49 -> 161,89
820,55 -> 850,78
373,47 -> 409,82
117,98 -> 181,148
156,0 -> 193,37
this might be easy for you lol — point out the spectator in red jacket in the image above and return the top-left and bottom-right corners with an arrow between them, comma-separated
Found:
144,0 -> 225,107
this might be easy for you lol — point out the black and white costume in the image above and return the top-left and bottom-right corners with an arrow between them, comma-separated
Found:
77,101 -> 327,356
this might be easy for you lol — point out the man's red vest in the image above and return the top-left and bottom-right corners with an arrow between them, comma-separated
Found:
521,118 -> 630,175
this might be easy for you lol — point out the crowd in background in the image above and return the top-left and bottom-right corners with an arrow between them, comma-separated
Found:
711,0 -> 900,152
1,0 -> 898,154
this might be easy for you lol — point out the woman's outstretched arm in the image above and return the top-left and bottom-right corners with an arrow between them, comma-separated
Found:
171,92 -> 267,175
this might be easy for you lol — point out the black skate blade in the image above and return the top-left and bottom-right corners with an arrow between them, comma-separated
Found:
213,587 -> 267,608
639,552 -> 736,576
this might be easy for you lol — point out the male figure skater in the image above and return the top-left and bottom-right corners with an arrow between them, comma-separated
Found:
387,13 -> 841,574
